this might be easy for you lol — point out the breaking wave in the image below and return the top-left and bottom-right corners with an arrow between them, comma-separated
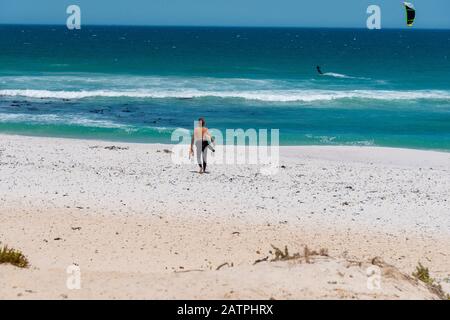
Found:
1,89 -> 450,102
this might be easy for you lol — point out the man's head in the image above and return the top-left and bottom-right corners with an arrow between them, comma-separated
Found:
198,117 -> 206,127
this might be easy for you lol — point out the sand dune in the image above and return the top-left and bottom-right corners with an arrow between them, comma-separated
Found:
0,134 -> 449,299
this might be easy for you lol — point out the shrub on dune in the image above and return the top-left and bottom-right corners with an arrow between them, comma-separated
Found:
0,245 -> 29,268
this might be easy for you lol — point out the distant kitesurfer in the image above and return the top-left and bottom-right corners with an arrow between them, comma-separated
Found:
316,65 -> 323,75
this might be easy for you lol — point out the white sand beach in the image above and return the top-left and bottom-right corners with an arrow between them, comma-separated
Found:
0,134 -> 449,299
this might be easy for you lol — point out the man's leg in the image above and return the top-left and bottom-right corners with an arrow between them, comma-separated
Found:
202,147 -> 208,172
195,141 -> 203,172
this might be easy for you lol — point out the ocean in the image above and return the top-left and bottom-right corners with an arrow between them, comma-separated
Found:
1,25 -> 450,150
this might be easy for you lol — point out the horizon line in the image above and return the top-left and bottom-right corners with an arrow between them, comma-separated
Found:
1,23 -> 449,31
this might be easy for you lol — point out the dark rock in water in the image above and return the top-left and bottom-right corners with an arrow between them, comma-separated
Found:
10,104 -> 20,107
90,109 -> 104,114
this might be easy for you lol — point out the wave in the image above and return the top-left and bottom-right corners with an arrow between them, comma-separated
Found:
305,134 -> 375,146
322,72 -> 353,79
322,72 -> 371,80
0,75 -> 279,88
0,113 -> 127,128
2,89 -> 450,103
0,113 -> 173,133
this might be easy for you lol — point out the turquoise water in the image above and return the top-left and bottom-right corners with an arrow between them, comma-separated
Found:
1,25 -> 450,149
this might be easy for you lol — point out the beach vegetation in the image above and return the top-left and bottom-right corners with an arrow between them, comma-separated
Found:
412,263 -> 433,285
412,262 -> 449,300
270,245 -> 300,261
270,245 -> 328,263
0,245 -> 29,268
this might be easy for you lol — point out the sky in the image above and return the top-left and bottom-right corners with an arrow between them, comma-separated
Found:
0,0 -> 449,29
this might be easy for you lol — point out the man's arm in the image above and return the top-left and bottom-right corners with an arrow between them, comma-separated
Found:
190,134 -> 194,155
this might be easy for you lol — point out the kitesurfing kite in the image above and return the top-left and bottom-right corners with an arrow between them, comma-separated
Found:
404,2 -> 416,27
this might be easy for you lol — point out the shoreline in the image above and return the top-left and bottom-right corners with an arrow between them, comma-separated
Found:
1,132 -> 449,154
1,133 -> 449,299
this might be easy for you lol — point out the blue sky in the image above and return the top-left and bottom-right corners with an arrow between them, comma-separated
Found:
1,0 -> 449,29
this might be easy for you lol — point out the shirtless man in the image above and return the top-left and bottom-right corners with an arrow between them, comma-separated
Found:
189,117 -> 213,174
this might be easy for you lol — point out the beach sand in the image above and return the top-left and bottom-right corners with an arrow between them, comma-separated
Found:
0,134 -> 449,299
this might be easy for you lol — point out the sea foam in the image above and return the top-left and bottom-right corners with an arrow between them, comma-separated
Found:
1,89 -> 450,102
